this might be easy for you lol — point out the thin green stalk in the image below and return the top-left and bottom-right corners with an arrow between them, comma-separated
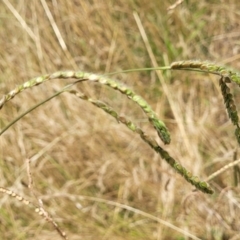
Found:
170,60 -> 240,85
0,81 -> 80,136
68,90 -> 214,194
105,66 -> 171,76
0,71 -> 170,144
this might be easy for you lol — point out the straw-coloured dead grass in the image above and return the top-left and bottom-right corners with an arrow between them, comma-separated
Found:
1,1 -> 240,239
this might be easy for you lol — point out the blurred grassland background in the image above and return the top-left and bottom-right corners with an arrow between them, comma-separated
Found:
1,0 -> 240,239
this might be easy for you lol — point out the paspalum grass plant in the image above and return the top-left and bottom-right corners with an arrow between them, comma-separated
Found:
1,60 -> 240,238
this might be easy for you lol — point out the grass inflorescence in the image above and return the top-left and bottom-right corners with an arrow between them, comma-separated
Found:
2,59 -> 240,238
171,60 -> 240,144
3,59 -> 240,196
0,71 -> 171,144
0,187 -> 68,239
2,1 -> 240,239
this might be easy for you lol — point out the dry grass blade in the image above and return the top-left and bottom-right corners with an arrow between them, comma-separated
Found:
206,158 -> 240,182
167,0 -> 184,11
133,12 -> 192,157
42,193 -> 202,240
2,1 -> 240,239
2,0 -> 36,41
40,0 -> 67,51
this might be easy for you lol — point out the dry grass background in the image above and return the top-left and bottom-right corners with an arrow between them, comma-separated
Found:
1,0 -> 240,239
